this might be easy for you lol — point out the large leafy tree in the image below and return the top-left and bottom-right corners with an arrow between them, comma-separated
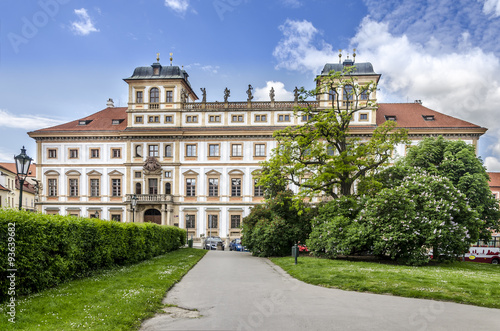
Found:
374,136 -> 500,241
259,67 -> 408,199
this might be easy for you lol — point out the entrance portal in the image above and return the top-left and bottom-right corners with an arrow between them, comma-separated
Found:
144,208 -> 161,224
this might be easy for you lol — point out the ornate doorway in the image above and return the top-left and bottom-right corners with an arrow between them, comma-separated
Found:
144,208 -> 161,224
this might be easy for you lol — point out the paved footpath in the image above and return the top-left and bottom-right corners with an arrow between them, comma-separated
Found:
140,250 -> 500,331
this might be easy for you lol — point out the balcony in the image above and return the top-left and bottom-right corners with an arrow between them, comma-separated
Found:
125,194 -> 172,203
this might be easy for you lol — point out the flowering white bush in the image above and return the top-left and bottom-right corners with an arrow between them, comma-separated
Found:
360,171 -> 481,265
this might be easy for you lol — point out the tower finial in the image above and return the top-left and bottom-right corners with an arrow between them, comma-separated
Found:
156,52 -> 160,62
338,49 -> 342,64
169,52 -> 173,66
353,48 -> 356,63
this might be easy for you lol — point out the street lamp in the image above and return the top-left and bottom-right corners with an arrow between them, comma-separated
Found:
94,210 -> 99,219
14,146 -> 32,211
131,194 -> 138,223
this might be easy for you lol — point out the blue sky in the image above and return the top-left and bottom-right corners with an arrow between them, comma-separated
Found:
2,0 -> 500,171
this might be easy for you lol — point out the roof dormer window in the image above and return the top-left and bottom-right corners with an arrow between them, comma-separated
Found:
78,120 -> 92,125
112,119 -> 124,125
422,115 -> 435,121
385,115 -> 397,121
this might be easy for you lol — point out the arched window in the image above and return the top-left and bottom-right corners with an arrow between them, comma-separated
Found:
135,182 -> 142,195
150,88 -> 159,103
165,144 -> 172,157
135,145 -> 143,157
165,182 -> 171,195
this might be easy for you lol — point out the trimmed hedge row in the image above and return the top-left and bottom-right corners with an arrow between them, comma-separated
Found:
0,209 -> 186,301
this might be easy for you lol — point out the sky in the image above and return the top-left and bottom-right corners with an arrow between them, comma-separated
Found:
2,0 -> 500,171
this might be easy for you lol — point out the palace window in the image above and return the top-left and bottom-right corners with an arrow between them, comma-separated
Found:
69,149 -> 78,159
48,178 -> 57,197
208,178 -> 219,197
90,179 -> 100,197
232,115 -> 244,122
302,114 -> 313,122
165,171 -> 172,178
135,116 -> 143,123
186,144 -> 197,157
69,178 -> 78,197
165,144 -> 172,157
186,115 -> 198,123
359,113 -> 368,121
209,115 -> 221,122
232,144 -> 242,157
165,182 -> 172,195
111,214 -> 121,222
149,145 -> 159,157
254,179 -> 264,197
90,148 -> 99,158
255,114 -> 267,122
231,215 -> 241,228
136,91 -> 143,103
135,182 -> 142,194
148,116 -> 160,123
111,179 -> 121,197
208,214 -> 218,228
186,214 -> 196,228
165,115 -> 173,123
278,114 -> 290,122
255,144 -> 266,157
329,89 -> 337,101
209,144 -> 220,157
166,90 -> 173,103
111,148 -> 121,158
186,178 -> 196,196
48,149 -> 57,159
150,88 -> 159,103
148,178 -> 158,195
231,178 -> 241,197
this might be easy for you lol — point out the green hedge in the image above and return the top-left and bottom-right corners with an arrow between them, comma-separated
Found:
0,209 -> 186,301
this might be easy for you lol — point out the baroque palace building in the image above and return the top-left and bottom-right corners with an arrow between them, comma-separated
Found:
28,56 -> 487,241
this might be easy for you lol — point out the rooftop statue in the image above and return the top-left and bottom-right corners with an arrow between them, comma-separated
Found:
247,84 -> 253,102
224,87 -> 230,102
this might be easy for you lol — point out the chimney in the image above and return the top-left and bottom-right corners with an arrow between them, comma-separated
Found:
106,98 -> 115,108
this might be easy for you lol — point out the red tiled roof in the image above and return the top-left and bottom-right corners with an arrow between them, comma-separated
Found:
15,178 -> 36,194
376,103 -> 483,129
29,103 -> 484,135
0,184 -> 9,192
488,172 -> 500,188
0,163 -> 36,177
30,107 -> 128,133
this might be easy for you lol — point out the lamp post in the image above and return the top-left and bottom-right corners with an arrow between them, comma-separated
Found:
94,210 -> 99,219
131,194 -> 138,223
14,146 -> 32,211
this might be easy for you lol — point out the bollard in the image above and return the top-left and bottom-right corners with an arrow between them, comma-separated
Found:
292,244 -> 299,265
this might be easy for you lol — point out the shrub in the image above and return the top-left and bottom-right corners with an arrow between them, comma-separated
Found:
360,172 -> 480,265
242,190 -> 316,257
307,196 -> 369,258
0,210 -> 185,301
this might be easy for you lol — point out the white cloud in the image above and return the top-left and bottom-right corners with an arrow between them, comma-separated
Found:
164,0 -> 189,14
482,0 -> 500,17
201,65 -> 220,74
485,156 -> 500,171
71,8 -> 99,36
0,109 -> 64,130
273,19 -> 336,74
254,81 -> 294,101
281,0 -> 302,8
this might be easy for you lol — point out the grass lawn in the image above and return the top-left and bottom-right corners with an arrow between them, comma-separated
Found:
0,248 -> 206,330
270,256 -> 500,309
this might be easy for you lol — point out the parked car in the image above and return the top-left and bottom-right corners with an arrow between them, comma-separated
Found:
229,238 -> 247,251
203,236 -> 225,250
